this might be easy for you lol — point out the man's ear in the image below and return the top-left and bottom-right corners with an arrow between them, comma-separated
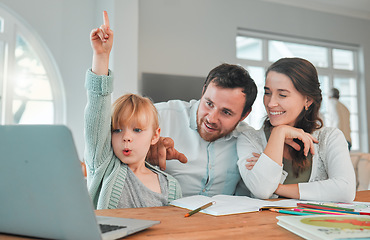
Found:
240,108 -> 251,122
151,128 -> 161,145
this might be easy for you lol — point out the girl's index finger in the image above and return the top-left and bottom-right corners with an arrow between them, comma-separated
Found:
103,11 -> 110,28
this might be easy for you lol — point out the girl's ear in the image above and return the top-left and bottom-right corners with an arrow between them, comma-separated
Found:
151,127 -> 161,145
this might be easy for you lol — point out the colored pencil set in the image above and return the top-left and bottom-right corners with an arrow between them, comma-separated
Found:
270,202 -> 370,216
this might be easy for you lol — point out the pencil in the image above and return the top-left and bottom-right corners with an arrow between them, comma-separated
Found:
296,207 -> 370,216
269,208 -> 313,216
293,208 -> 354,215
297,203 -> 354,212
184,201 -> 215,217
359,212 -> 370,216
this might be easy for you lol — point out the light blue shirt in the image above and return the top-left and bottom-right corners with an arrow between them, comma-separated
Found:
155,99 -> 251,197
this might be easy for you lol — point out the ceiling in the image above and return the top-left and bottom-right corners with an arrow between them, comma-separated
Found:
261,0 -> 370,20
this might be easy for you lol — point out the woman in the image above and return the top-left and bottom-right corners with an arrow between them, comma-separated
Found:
237,57 -> 356,202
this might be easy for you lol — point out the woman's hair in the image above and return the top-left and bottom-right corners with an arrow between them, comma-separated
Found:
265,57 -> 323,176
111,94 -> 159,133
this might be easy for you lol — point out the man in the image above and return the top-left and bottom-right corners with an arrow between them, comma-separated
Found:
326,88 -> 352,150
148,64 -> 257,197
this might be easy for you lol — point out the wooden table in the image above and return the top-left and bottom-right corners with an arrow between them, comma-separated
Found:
1,191 -> 369,239
95,190 -> 370,240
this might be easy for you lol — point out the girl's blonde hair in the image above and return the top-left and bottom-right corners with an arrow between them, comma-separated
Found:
111,94 -> 159,133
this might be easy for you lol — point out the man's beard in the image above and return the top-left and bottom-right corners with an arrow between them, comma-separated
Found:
196,116 -> 237,142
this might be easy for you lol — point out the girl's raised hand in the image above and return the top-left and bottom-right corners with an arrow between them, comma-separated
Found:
90,11 -> 113,55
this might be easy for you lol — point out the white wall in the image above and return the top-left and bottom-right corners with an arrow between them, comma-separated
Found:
1,0 -> 369,156
131,0 -> 370,151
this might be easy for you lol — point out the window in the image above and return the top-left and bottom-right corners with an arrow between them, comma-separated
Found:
0,5 -> 65,125
236,29 -> 363,151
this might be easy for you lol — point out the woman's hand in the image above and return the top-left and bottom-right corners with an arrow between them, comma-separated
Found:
275,125 -> 318,156
264,125 -> 318,166
245,152 -> 260,170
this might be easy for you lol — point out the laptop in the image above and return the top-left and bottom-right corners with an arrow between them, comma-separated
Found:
0,125 -> 160,240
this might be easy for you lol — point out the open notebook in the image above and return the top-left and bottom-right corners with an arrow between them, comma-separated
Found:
0,125 -> 159,240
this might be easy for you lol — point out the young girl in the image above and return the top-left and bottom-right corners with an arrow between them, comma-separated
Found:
237,57 -> 356,202
84,11 -> 181,209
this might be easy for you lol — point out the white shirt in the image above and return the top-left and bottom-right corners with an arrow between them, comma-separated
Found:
237,126 -> 356,202
155,100 -> 252,197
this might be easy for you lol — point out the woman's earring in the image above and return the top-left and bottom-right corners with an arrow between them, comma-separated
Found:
305,105 -> 309,111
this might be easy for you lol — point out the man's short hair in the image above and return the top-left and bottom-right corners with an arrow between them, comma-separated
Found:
202,63 -> 257,117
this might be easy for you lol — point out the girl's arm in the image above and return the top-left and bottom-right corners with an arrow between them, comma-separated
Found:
91,11 -> 113,75
84,11 -> 114,171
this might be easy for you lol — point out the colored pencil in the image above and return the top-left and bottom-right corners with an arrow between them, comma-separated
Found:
293,208 -> 354,215
297,203 -> 354,212
269,208 -> 313,216
299,207 -> 360,215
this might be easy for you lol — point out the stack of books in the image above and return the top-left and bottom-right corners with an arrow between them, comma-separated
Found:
275,203 -> 370,240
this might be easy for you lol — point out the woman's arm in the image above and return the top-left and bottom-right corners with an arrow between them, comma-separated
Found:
237,129 -> 282,199
238,125 -> 318,199
263,125 -> 317,199
298,128 -> 356,202
264,125 -> 318,165
274,184 -> 299,199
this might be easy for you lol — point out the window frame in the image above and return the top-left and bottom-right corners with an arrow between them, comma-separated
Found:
0,4 -> 66,125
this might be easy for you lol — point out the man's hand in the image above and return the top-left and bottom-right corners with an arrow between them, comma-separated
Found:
245,152 -> 260,170
147,137 -> 188,170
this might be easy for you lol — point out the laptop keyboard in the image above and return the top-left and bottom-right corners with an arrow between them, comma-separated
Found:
99,224 -> 127,233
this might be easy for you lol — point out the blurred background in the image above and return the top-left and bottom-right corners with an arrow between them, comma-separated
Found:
0,0 -> 369,159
